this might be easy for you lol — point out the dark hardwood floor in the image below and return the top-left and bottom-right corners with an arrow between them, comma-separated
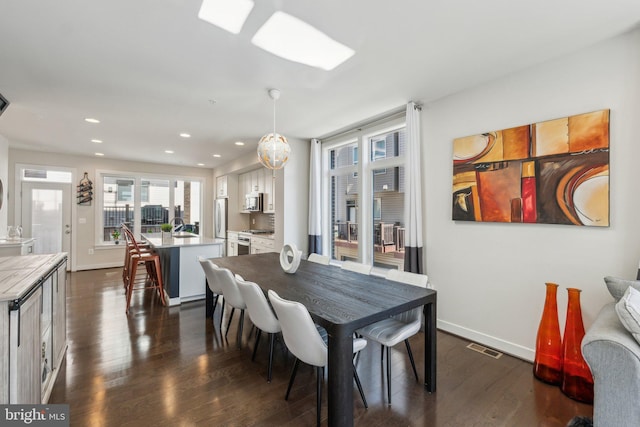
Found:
50,268 -> 593,426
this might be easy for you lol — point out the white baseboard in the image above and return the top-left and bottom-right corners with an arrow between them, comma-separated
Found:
438,319 -> 535,362
76,262 -> 123,271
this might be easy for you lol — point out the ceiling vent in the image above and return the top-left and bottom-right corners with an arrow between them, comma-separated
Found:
0,93 -> 9,117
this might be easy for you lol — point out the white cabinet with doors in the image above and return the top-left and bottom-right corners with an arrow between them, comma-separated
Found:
216,175 -> 228,198
0,254 -> 68,404
237,174 -> 247,212
227,232 -> 238,257
262,170 -> 276,213
0,238 -> 35,257
250,235 -> 276,254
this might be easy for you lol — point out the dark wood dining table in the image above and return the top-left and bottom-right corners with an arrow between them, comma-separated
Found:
206,253 -> 437,427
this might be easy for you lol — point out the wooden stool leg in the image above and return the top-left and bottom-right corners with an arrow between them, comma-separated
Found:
126,260 -> 139,313
153,257 -> 166,305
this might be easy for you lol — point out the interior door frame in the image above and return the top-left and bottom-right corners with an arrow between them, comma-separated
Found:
14,164 -> 77,271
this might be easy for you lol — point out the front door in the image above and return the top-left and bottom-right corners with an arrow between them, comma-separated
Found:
21,181 -> 72,265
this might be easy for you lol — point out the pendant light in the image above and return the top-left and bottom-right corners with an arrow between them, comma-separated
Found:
257,89 -> 290,170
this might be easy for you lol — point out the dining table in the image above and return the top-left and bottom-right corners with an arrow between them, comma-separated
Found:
206,253 -> 437,427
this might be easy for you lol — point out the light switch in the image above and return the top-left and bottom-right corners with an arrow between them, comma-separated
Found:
79,218 -> 86,224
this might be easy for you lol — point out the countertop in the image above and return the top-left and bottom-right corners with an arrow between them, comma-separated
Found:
141,232 -> 225,249
0,237 -> 35,247
0,253 -> 67,302
228,230 -> 275,240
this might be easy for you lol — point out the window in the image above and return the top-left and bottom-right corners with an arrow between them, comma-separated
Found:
99,172 -> 203,245
323,117 -> 406,271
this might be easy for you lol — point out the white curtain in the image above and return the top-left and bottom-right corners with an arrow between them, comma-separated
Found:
404,102 -> 424,273
308,138 -> 322,254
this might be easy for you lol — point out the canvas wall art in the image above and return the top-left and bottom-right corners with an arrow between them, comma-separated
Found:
452,109 -> 609,226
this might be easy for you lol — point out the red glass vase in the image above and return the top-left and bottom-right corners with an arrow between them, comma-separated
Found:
561,288 -> 594,403
533,282 -> 562,385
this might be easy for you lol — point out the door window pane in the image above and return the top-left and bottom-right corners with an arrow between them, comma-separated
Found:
330,173 -> 359,261
140,179 -> 170,234
330,141 -> 359,170
103,176 -> 135,241
31,189 -> 63,254
369,128 -> 406,270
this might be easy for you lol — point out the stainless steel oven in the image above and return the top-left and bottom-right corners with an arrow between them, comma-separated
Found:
237,233 -> 250,256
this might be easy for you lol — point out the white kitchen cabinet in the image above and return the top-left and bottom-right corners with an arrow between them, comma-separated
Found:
9,286 -> 41,404
238,173 -> 247,212
227,232 -> 238,257
216,175 -> 228,198
0,238 -> 35,256
250,236 -> 276,254
263,169 -> 276,214
0,254 -> 68,404
52,260 -> 67,374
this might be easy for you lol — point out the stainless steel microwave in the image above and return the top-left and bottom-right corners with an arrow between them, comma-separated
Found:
245,193 -> 263,212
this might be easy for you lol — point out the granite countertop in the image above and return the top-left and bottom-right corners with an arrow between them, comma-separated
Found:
0,253 -> 67,302
142,232 -> 225,249
0,237 -> 35,247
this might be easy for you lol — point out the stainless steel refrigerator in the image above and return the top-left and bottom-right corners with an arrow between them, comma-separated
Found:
215,198 -> 228,240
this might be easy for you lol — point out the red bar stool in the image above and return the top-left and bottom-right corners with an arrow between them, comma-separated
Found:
122,226 -> 166,313
121,223 -> 152,288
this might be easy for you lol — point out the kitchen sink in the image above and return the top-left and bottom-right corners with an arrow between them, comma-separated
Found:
172,232 -> 199,238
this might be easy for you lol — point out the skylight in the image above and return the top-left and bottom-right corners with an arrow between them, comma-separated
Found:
198,0 -> 254,35
251,12 -> 355,71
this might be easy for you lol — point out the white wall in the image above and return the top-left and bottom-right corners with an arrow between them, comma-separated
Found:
424,28 -> 640,361
0,135 -> 8,235
9,148 -> 213,271
277,137 -> 310,254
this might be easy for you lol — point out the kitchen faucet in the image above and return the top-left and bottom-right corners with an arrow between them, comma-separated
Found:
169,217 -> 185,232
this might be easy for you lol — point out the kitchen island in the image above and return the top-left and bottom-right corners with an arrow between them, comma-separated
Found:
141,233 -> 225,305
0,253 -> 67,404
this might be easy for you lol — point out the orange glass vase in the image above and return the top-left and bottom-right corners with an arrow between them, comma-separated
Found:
533,282 -> 562,385
561,288 -> 594,403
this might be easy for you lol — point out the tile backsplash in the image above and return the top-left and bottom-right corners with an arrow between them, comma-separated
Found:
250,212 -> 274,231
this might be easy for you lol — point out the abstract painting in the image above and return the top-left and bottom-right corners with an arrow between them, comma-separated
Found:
452,109 -> 609,226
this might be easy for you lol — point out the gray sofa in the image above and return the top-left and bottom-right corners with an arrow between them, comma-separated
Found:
582,302 -> 640,427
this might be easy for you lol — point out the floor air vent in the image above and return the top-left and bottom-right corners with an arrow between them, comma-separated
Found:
466,342 -> 503,359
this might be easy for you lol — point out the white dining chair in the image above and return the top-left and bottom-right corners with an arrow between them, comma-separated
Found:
198,257 -> 225,328
307,253 -> 330,265
235,275 -> 281,382
268,290 -> 368,427
341,260 -> 372,275
209,263 -> 247,345
357,269 -> 428,405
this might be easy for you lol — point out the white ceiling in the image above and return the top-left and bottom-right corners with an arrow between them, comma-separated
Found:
1,0 -> 639,168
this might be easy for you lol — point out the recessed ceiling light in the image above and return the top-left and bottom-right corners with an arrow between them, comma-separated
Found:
197,163 -> 205,166
91,139 -> 103,144
165,150 -> 174,154
213,154 -> 222,158
85,118 -> 100,124
251,11 -> 355,71
198,0 -> 254,35
95,152 -> 104,156
234,141 -> 245,146
179,133 -> 191,138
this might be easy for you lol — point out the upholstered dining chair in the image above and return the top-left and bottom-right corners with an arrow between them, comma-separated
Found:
356,269 -> 428,404
198,257 -> 225,329
341,260 -> 372,275
208,263 -> 247,346
268,290 -> 368,427
307,253 -> 331,265
235,275 -> 282,382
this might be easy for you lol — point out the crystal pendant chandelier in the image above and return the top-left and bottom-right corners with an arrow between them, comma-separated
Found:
257,89 -> 291,170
